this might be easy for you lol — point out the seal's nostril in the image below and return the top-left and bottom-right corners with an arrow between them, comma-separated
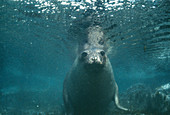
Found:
91,57 -> 99,63
90,57 -> 96,63
91,58 -> 95,61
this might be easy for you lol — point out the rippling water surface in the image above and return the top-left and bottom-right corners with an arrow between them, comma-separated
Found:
0,0 -> 170,114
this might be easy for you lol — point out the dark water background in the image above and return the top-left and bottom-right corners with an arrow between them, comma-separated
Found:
0,0 -> 170,114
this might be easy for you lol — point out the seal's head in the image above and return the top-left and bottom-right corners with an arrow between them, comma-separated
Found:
79,48 -> 106,71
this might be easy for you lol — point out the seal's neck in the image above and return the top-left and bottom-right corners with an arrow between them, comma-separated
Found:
87,26 -> 104,46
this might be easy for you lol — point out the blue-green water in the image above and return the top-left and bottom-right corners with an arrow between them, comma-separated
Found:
0,0 -> 170,114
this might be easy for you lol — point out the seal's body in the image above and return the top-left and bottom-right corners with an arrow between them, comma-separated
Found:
63,26 -> 127,115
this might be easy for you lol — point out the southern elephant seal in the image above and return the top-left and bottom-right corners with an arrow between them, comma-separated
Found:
63,26 -> 128,115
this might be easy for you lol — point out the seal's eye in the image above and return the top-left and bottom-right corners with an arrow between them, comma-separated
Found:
81,52 -> 88,58
100,51 -> 105,56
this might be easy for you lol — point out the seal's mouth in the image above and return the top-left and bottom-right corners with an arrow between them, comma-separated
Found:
84,62 -> 104,72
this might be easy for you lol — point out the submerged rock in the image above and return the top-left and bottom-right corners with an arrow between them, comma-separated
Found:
119,83 -> 170,114
121,83 -> 152,114
151,82 -> 170,114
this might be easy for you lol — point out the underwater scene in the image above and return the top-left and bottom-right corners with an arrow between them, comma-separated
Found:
0,0 -> 170,114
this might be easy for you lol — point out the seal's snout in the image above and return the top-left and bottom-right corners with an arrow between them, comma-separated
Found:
91,56 -> 98,63
80,49 -> 106,66
89,54 -> 102,64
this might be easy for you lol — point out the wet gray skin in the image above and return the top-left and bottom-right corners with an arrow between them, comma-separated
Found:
63,26 -> 128,115
63,46 -> 128,115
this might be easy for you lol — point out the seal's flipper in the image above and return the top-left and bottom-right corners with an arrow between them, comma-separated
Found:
114,83 -> 129,111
